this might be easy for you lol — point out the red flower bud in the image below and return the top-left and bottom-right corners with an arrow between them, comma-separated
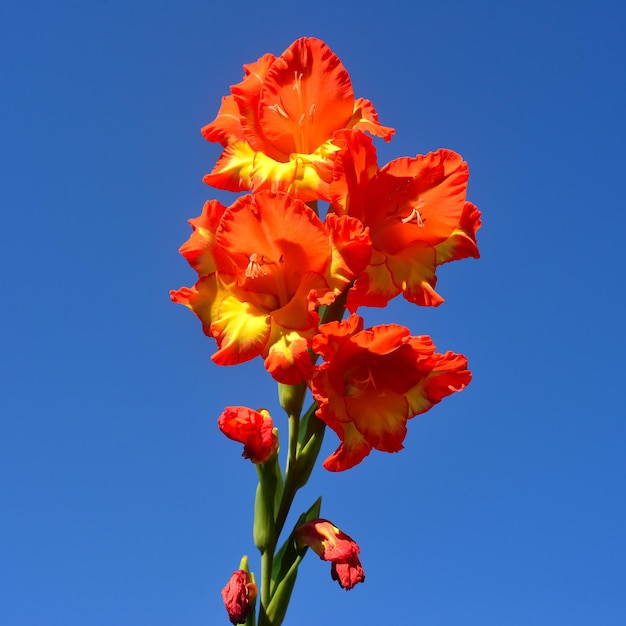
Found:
217,406 -> 278,464
221,569 -> 257,625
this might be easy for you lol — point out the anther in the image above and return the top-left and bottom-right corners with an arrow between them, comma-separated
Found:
268,103 -> 290,119
401,207 -> 425,227
245,253 -> 268,279
349,366 -> 384,397
292,72 -> 303,93
245,253 -> 279,279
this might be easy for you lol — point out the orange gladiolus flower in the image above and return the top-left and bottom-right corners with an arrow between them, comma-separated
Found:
217,406 -> 278,464
170,191 -> 371,384
330,131 -> 481,309
201,37 -> 394,202
297,519 -> 365,590
310,315 -> 472,471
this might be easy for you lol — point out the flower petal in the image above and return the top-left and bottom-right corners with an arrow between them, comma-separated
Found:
348,97 -> 395,141
325,213 -> 372,295
248,139 -> 339,202
296,519 -> 360,561
311,314 -> 363,363
331,559 -> 365,590
321,420 -> 372,472
329,130 -> 379,219
346,250 -> 402,312
209,280 -> 272,365
178,200 -> 228,276
171,275 -> 272,366
263,327 -> 314,384
366,149 -> 469,248
385,242 -> 443,307
345,391 -> 408,453
257,38 -> 354,156
435,201 -> 482,265
201,95 -> 245,146
170,275 -> 218,338
215,191 -> 330,299
202,141 -> 255,192
231,53 -> 277,153
405,347 -> 472,415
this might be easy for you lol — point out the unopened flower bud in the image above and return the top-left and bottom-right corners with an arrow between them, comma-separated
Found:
221,569 -> 257,625
218,406 -> 278,464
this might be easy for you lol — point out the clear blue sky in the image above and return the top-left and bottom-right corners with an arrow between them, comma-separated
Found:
2,1 -> 625,624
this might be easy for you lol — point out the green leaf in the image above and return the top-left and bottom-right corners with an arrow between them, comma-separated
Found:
270,496 -> 322,595
294,404 -> 325,489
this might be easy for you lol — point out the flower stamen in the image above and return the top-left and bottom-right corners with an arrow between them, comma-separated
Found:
347,365 -> 384,397
268,100 -> 291,120
292,71 -> 303,94
245,253 -> 269,279
244,253 -> 283,279
401,207 -> 425,227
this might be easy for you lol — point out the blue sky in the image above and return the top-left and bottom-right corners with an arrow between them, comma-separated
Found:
2,1 -> 625,624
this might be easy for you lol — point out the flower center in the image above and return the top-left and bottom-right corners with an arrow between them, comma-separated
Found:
245,253 -> 271,279
345,363 -> 385,398
244,252 -> 290,307
401,198 -> 426,226
267,71 -> 317,154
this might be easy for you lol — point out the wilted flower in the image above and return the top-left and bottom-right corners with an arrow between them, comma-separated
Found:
297,518 -> 365,590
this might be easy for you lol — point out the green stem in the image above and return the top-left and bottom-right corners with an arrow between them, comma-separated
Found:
259,549 -> 272,623
274,463 -> 297,542
257,383 -> 306,625
275,383 -> 307,538
256,287 -> 349,624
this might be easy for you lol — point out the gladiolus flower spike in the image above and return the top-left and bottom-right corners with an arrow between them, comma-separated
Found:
171,35 -> 480,626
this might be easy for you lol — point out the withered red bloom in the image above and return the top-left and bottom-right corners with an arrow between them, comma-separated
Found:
297,518 -> 365,590
310,315 -> 472,471
330,131 -> 481,309
217,406 -> 278,464
221,569 -> 257,625
170,191 -> 371,384
201,37 -> 394,202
